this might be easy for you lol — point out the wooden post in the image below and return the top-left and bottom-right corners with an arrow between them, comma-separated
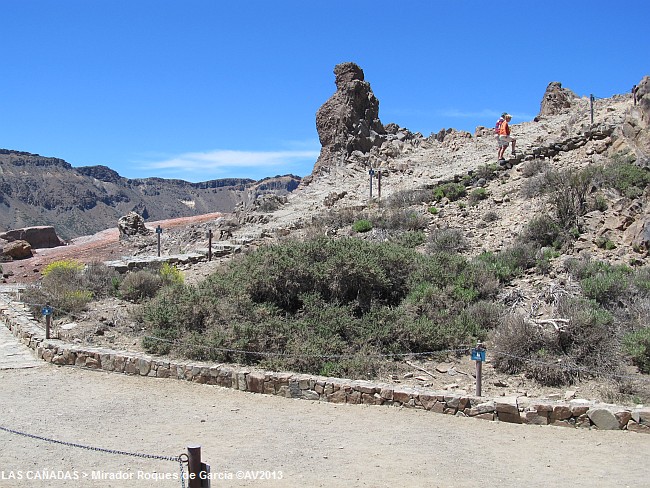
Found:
590,94 -> 595,125
187,445 -> 202,488
42,303 -> 53,339
369,169 -> 374,199
207,229 -> 213,262
473,341 -> 485,397
475,354 -> 482,397
377,171 -> 382,201
155,225 -> 162,257
45,309 -> 51,340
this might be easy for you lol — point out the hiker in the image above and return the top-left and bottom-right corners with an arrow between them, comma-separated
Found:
494,112 -> 507,159
497,113 -> 516,161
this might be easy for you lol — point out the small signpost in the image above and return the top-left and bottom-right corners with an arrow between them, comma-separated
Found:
471,342 -> 486,397
155,225 -> 163,257
206,229 -> 213,262
377,170 -> 382,201
42,304 -> 53,339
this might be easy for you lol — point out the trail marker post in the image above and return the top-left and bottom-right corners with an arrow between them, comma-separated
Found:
590,94 -> 595,125
207,229 -> 213,262
155,225 -> 163,257
471,342 -> 486,397
369,168 -> 375,199
42,304 -> 53,339
377,170 -> 382,201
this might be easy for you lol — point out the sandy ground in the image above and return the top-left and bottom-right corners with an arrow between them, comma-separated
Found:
1,363 -> 649,488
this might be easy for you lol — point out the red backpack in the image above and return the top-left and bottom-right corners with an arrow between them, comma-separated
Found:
494,118 -> 504,134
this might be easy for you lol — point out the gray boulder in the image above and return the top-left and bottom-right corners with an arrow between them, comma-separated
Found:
117,212 -> 150,238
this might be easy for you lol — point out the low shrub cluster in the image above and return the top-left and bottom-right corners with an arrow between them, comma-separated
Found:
24,260 -> 119,317
139,237 -> 508,378
491,297 -> 621,386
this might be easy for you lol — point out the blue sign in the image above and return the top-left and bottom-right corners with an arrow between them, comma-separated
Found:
471,348 -> 486,362
42,306 -> 53,316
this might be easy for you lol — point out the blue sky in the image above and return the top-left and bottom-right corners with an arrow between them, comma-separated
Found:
2,1 -> 648,182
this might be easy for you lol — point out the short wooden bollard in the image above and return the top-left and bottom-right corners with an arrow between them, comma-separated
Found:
187,444 -> 210,487
155,225 -> 163,257
42,304 -> 53,339
207,229 -> 213,262
471,342 -> 486,397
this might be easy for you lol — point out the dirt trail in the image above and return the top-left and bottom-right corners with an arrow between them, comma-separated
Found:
1,364 -> 648,488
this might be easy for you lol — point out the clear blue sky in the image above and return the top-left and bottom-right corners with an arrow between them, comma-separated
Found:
2,1 -> 648,182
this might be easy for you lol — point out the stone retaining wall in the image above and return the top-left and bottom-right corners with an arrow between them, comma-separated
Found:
1,295 -> 648,433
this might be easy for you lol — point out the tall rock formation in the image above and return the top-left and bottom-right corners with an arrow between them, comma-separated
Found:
538,81 -> 579,117
312,62 -> 386,175
623,76 -> 650,162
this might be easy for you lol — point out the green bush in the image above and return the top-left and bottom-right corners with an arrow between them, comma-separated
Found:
386,188 -> 432,209
565,258 -> 632,306
523,215 -> 563,248
602,156 -> 650,199
476,243 -> 537,282
374,209 -> 428,231
139,237 -> 509,378
433,182 -> 466,202
160,262 -> 184,286
83,261 -> 120,298
23,259 -> 93,317
468,188 -> 488,204
352,219 -> 373,233
492,298 -> 621,386
389,231 -> 426,249
42,259 -> 85,278
623,328 -> 650,373
427,228 -> 468,253
119,270 -> 163,302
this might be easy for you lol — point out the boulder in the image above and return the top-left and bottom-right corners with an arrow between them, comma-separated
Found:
117,212 -> 150,238
587,408 -> 620,430
2,240 -> 33,260
538,81 -> 579,117
0,226 -> 64,249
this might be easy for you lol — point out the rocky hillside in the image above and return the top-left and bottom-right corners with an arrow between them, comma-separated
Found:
0,150 -> 300,240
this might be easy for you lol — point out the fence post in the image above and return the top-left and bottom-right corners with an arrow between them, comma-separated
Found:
590,94 -> 595,125
369,169 -> 374,199
472,341 -> 486,397
155,225 -> 163,257
43,303 -> 52,339
377,170 -> 382,201
187,445 -> 202,488
207,229 -> 213,262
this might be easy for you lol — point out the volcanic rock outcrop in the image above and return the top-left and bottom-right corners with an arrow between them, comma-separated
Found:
118,212 -> 150,238
312,62 -> 386,174
538,81 -> 579,117
622,76 -> 650,162
0,226 -> 64,249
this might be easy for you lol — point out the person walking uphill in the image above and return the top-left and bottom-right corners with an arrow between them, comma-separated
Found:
497,113 -> 516,162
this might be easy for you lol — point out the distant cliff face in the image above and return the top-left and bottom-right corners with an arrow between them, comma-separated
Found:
0,150 -> 300,239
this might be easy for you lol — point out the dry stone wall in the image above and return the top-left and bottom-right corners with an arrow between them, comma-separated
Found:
1,294 -> 648,433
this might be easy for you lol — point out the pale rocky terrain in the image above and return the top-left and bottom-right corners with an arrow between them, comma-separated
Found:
2,65 -> 650,406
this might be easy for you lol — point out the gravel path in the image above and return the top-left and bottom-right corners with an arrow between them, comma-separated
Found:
1,363 -> 648,488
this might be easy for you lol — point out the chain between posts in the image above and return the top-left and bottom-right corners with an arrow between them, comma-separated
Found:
0,426 -> 187,488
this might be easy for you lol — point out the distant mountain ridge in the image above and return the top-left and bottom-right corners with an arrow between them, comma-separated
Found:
0,149 -> 300,239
